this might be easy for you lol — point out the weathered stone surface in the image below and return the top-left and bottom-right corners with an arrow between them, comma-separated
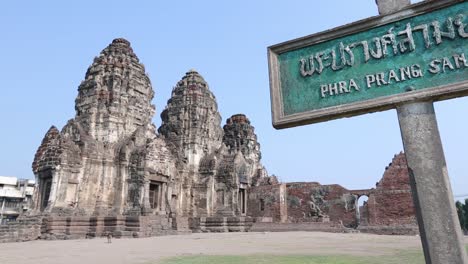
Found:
189,216 -> 254,233
248,182 -> 357,227
23,38 -> 420,242
223,114 -> 261,164
159,69 -> 223,170
75,38 -> 155,143
37,215 -> 179,240
376,0 -> 410,15
248,152 -> 418,234
285,183 -> 357,227
157,70 -> 269,218
0,217 -> 42,243
248,184 -> 287,223
32,126 -> 61,174
32,39 -> 177,218
29,40 -> 270,240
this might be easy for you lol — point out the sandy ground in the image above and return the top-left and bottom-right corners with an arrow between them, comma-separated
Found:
0,232 -> 466,264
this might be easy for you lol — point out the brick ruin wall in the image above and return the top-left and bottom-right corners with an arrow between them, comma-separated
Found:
359,153 -> 418,234
247,153 -> 419,235
247,184 -> 287,223
285,183 -> 357,227
367,153 -> 416,226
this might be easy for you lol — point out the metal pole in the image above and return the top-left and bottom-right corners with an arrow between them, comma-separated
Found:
374,1 -> 467,263
397,102 -> 467,264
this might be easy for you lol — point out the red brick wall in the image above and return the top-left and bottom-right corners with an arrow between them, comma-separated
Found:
248,184 -> 286,222
248,153 -> 417,231
286,182 -> 357,227
367,153 -> 417,226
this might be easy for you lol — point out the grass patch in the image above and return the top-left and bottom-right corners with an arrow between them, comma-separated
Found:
157,253 -> 424,264
156,245 -> 467,264
160,255 -> 363,264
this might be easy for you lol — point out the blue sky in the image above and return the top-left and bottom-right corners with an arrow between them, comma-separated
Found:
0,0 -> 466,199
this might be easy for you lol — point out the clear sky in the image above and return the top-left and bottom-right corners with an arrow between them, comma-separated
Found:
0,0 -> 466,199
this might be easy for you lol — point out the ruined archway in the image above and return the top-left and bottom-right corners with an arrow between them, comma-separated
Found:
356,195 -> 369,227
349,189 -> 372,227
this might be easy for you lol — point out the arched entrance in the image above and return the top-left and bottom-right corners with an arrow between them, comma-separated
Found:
350,189 -> 372,227
355,195 -> 369,226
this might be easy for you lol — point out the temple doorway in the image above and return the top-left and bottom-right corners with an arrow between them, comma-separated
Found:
238,189 -> 246,215
40,177 -> 52,211
149,182 -> 161,210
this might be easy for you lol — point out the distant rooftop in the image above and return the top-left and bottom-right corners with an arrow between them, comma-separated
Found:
0,176 -> 35,186
0,176 -> 18,185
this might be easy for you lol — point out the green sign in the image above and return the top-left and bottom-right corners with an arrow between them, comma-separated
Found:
268,0 -> 468,128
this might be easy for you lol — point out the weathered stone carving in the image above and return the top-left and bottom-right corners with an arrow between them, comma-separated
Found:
75,38 -> 155,143
223,114 -> 261,162
27,38 -> 417,239
158,70 -> 268,218
159,69 -> 223,170
32,40 -> 269,229
248,152 -> 418,235
308,193 -> 324,218
32,39 -> 178,218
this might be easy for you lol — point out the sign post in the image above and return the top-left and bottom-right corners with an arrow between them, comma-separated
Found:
381,1 -> 466,263
397,101 -> 466,263
268,0 -> 467,263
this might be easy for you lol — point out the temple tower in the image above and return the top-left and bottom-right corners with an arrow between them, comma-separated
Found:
75,38 -> 155,143
223,114 -> 261,165
159,69 -> 223,171
32,39 -> 177,217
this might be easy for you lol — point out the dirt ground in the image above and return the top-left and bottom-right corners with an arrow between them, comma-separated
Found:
0,232 -> 466,264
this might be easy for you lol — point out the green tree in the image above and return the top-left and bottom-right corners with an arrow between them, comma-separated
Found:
464,199 -> 468,231
455,200 -> 465,231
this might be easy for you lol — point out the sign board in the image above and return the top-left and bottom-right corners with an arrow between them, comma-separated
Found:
268,0 -> 468,129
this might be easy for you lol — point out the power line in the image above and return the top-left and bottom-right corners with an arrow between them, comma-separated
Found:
454,194 -> 468,198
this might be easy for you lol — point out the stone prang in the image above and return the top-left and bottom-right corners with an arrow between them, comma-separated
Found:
75,38 -> 155,143
32,39 -> 269,224
159,69 -> 223,170
157,70 -> 268,217
9,38 -> 416,242
32,39 -> 178,217
223,114 -> 261,165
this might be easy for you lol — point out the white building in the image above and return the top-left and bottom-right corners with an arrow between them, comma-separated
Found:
0,176 -> 35,224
